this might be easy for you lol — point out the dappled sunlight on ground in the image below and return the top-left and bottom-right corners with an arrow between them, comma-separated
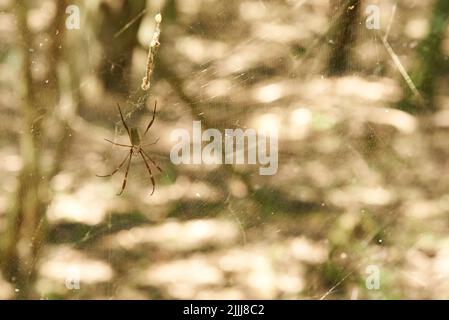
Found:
48,181 -> 117,225
37,245 -> 114,296
132,236 -> 327,299
104,219 -> 240,251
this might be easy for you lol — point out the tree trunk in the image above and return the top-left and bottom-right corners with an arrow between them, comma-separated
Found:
97,0 -> 146,94
327,0 -> 361,76
1,0 -> 67,299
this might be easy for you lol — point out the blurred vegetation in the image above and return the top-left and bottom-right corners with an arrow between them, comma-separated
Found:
0,0 -> 449,300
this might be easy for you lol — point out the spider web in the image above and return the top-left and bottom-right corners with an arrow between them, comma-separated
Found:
97,0 -> 410,299
18,0 -> 436,300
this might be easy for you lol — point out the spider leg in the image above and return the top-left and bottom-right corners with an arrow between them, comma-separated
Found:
141,137 -> 159,147
144,100 -> 157,135
139,151 -> 156,195
96,150 -> 132,177
141,149 -> 163,172
104,138 -> 132,148
117,150 -> 133,196
117,103 -> 131,140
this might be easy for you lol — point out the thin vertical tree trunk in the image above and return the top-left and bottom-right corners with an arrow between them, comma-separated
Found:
1,2 -> 41,297
97,0 -> 146,94
1,0 -> 67,299
327,0 -> 361,76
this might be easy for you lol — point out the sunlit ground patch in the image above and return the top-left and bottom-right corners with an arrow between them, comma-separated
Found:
104,218 -> 240,252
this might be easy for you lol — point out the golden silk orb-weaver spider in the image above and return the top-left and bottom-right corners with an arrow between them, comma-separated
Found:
97,102 -> 162,196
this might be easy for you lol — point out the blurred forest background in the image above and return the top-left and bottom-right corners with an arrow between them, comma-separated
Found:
1,0 -> 449,299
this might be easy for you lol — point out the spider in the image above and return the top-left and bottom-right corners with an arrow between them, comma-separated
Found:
97,101 -> 162,196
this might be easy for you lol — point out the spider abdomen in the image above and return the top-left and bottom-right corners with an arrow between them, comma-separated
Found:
130,128 -> 141,146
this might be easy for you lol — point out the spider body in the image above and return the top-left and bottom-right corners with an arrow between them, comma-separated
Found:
130,127 -> 141,148
97,101 -> 162,196
130,128 -> 144,156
